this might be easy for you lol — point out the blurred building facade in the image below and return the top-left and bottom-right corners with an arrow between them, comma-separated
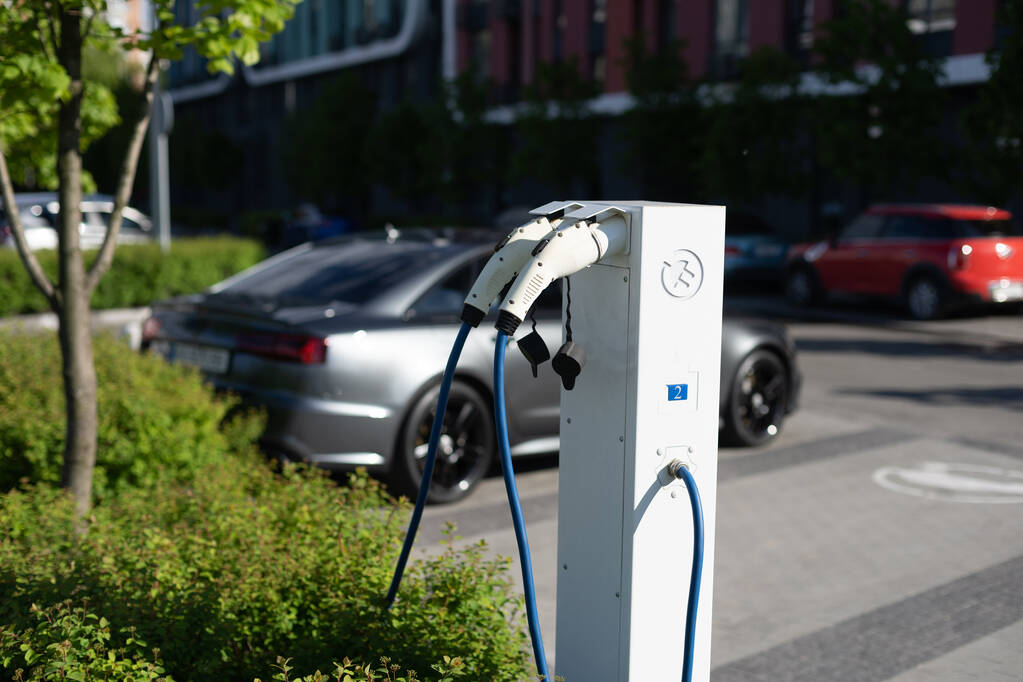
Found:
458,0 -> 994,99
166,0 -> 1008,232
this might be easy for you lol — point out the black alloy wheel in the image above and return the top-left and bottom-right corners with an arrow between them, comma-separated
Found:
905,275 -> 946,320
394,380 -> 495,504
722,349 -> 789,447
785,265 -> 821,307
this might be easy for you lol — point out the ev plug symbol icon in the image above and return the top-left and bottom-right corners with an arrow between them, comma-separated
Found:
661,249 -> 704,300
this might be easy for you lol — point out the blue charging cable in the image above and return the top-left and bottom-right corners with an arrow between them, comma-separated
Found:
671,462 -> 704,682
385,321 -> 472,608
494,331 -> 550,681
386,322 -> 699,682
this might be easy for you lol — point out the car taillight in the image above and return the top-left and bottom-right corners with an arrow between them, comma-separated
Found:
141,316 -> 162,343
724,245 -> 741,257
236,332 -> 328,364
947,244 -> 972,270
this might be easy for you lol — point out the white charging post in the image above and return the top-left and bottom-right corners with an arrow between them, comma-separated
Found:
544,201 -> 725,682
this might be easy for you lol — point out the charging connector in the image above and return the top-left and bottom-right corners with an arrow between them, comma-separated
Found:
495,214 -> 629,334
461,217 -> 563,326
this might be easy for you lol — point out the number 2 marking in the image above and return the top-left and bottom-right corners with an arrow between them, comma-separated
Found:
667,384 -> 688,401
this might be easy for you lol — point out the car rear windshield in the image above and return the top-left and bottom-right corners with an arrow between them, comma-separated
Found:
219,240 -> 458,305
956,219 -> 1021,238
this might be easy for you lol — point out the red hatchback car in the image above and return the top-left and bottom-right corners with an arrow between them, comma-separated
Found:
785,204 -> 1023,319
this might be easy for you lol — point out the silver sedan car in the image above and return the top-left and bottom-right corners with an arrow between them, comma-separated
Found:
143,229 -> 800,502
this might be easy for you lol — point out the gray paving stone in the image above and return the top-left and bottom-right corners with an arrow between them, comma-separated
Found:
712,554 -> 1023,682
886,619 -> 1023,681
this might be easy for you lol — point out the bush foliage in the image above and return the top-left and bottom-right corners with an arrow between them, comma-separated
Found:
0,462 -> 530,681
0,332 -> 532,681
0,330 -> 260,499
0,236 -> 265,316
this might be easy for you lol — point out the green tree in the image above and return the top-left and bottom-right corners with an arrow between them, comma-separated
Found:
698,46 -> 809,204
620,37 -> 704,201
959,0 -> 1023,205
0,0 -> 299,526
367,96 -> 450,210
511,58 -> 602,196
281,73 -> 376,217
811,0 -> 947,204
440,72 -> 505,210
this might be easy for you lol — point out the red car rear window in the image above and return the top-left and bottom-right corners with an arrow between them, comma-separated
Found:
878,214 -> 1020,240
956,219 -> 1020,238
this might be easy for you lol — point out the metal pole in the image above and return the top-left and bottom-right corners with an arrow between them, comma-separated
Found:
147,2 -> 172,254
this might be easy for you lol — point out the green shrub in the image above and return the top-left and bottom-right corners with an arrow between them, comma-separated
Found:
0,601 -> 172,681
0,330 -> 264,498
0,236 -> 265,316
257,655 -> 469,681
0,463 -> 531,681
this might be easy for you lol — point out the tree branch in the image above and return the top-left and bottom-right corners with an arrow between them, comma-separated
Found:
0,145 -> 60,310
85,54 -> 159,293
30,4 -> 55,60
82,7 -> 96,42
44,1 -> 61,56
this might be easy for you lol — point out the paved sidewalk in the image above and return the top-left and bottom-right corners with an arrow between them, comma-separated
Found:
0,307 -> 150,348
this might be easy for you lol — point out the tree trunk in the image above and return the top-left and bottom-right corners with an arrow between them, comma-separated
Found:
55,7 -> 97,525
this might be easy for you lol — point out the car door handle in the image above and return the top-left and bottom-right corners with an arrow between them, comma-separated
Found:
856,248 -> 869,257
902,249 -> 917,257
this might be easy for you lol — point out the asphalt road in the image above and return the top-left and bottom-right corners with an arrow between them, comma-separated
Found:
411,297 -> 1023,681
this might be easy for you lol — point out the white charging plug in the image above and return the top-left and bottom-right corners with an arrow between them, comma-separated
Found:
459,216 -> 565,326
495,215 -> 628,333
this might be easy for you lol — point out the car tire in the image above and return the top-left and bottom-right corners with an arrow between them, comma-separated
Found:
785,265 -> 822,307
722,349 -> 789,447
392,380 -> 495,504
904,275 -> 946,320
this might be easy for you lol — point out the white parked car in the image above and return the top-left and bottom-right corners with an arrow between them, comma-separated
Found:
0,192 -> 153,251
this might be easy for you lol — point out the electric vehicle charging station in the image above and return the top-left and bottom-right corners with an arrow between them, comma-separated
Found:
542,201 -> 724,681
387,199 -> 724,682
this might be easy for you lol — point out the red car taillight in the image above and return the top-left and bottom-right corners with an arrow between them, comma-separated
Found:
236,332 -> 328,364
947,244 -> 972,271
724,245 -> 741,257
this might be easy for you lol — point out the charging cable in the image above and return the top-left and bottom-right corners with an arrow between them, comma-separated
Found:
495,331 -> 550,681
385,322 -> 472,607
387,216 -> 559,607
668,459 -> 704,682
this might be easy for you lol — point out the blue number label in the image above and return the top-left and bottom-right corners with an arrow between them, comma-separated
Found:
667,384 -> 688,401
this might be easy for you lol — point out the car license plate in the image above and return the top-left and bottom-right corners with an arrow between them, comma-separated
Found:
990,281 -> 1023,303
172,342 -> 231,374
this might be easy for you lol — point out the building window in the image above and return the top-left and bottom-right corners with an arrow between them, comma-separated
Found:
904,0 -> 955,56
658,0 -> 676,50
472,29 -> 492,81
905,0 -> 956,34
554,0 -> 566,62
309,0 -> 323,55
532,0 -> 542,80
329,0 -> 349,51
785,0 -> 814,64
590,0 -> 607,84
712,0 -> 749,80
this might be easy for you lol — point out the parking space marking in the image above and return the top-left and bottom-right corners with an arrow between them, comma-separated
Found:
712,554 -> 1023,682
873,461 -> 1023,504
